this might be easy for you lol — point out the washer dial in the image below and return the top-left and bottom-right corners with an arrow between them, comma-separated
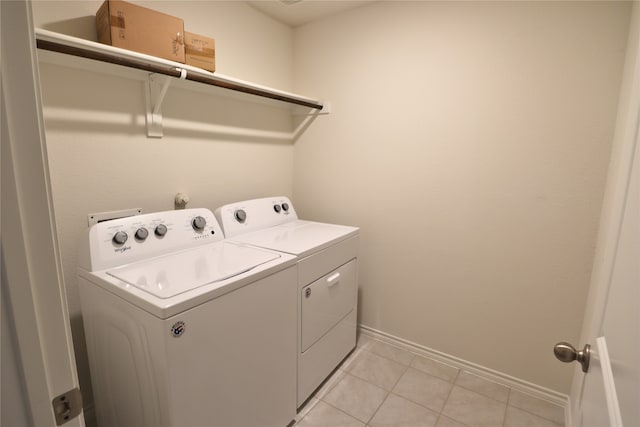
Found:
112,231 -> 128,245
155,224 -> 168,237
192,216 -> 206,231
135,228 -> 149,241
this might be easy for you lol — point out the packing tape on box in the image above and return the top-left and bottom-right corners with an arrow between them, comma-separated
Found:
110,14 -> 125,29
186,46 -> 215,56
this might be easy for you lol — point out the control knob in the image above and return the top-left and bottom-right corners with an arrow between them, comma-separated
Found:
112,231 -> 128,245
282,203 -> 289,212
235,209 -> 247,223
155,224 -> 168,237
135,228 -> 149,241
273,204 -> 281,213
192,216 -> 206,231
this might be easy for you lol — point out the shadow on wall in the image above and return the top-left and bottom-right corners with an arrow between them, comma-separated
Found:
38,60 -> 318,144
41,17 -> 98,41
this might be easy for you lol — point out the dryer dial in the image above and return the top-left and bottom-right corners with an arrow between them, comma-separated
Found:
235,209 -> 247,223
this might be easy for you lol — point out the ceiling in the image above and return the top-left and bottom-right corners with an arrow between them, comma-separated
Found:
247,1 -> 375,27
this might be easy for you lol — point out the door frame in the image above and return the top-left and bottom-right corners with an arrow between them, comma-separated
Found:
569,3 -> 640,425
1,0 -> 84,425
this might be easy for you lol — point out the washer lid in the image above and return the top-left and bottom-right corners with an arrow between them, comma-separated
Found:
106,241 -> 280,299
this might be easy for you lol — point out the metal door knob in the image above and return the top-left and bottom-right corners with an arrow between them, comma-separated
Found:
554,342 -> 590,373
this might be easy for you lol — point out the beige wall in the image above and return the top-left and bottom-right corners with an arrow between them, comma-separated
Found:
292,1 -> 631,393
32,0 -> 631,408
32,0 -> 297,411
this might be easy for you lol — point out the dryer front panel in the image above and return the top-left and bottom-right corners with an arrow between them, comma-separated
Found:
301,259 -> 357,352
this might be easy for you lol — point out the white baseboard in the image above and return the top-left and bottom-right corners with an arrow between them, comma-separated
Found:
358,325 -> 570,414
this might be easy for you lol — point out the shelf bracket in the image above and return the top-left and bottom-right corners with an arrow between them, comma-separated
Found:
145,70 -> 186,138
319,101 -> 331,115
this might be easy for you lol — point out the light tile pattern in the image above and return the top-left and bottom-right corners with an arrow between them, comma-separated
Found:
411,355 -> 460,383
296,401 -> 365,427
508,390 -> 566,425
294,334 -> 566,427
323,374 -> 388,423
369,393 -> 438,427
393,367 -> 452,412
441,386 -> 507,427
368,340 -> 416,365
347,351 -> 407,391
504,406 -> 565,427
455,371 -> 510,403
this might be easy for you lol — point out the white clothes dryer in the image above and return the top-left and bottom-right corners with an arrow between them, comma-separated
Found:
77,208 -> 297,427
214,197 -> 359,406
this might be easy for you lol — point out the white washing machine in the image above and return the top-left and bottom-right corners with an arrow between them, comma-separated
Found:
77,208 -> 298,427
214,197 -> 359,406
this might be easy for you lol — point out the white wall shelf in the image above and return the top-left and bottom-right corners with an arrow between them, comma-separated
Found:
35,28 -> 327,139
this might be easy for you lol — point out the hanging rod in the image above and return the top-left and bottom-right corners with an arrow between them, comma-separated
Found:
34,30 -> 324,110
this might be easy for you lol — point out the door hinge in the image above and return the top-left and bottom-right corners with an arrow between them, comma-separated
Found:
52,388 -> 82,425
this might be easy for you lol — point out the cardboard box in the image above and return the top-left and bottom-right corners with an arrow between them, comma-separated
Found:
96,0 -> 185,63
184,31 -> 215,72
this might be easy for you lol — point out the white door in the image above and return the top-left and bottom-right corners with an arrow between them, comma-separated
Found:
574,131 -> 639,427
1,0 -> 84,426
566,5 -> 640,426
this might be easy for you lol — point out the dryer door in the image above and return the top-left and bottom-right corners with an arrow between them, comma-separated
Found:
301,259 -> 357,352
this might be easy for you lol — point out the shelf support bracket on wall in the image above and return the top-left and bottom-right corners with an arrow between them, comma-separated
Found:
145,70 -> 186,138
318,102 -> 331,115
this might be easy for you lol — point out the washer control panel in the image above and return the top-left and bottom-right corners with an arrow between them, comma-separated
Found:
214,196 -> 298,238
81,208 -> 224,271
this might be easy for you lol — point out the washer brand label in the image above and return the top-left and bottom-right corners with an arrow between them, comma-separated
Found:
170,321 -> 186,337
114,246 -> 131,254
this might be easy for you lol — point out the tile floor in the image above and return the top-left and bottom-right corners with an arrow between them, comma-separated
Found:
293,334 -> 565,427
